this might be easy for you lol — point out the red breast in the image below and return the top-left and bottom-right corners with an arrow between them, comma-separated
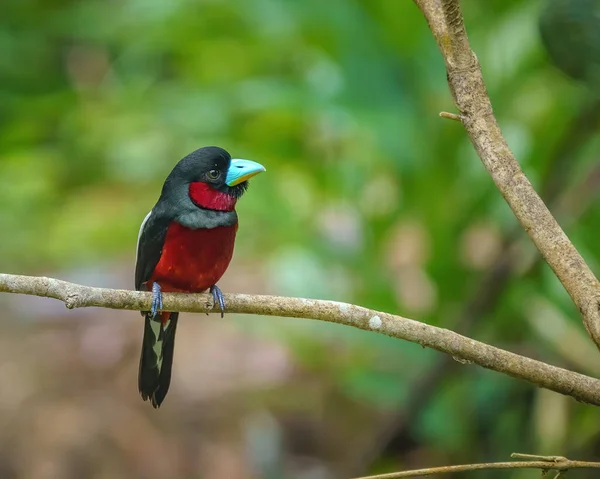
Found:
148,222 -> 238,293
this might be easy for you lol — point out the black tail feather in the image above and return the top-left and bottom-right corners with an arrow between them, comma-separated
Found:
138,311 -> 179,408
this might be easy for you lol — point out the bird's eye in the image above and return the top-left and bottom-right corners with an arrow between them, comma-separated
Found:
207,169 -> 221,180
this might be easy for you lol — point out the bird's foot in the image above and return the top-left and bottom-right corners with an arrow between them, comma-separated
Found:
151,282 -> 163,317
209,285 -> 226,318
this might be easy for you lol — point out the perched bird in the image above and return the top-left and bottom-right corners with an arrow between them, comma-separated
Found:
135,146 -> 265,408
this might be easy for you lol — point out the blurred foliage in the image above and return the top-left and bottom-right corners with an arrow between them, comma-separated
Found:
1,0 -> 600,478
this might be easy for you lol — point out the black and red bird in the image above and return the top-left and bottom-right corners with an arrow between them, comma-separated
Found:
135,146 -> 265,408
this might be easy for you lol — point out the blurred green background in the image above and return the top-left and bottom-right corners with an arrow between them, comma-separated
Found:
2,0 -> 600,477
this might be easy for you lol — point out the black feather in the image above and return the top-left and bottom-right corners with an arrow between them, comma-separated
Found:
138,312 -> 179,408
135,212 -> 169,292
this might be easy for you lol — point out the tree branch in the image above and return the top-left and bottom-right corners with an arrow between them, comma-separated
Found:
412,0 -> 600,349
346,92 -> 600,478
353,453 -> 600,479
2,272 -> 600,405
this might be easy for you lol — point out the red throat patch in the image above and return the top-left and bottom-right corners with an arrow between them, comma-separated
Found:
189,182 -> 237,211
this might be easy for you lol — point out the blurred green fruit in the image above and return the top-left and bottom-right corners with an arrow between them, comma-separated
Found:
539,0 -> 600,91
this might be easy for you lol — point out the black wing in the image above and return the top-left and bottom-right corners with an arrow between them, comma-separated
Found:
135,209 -> 170,291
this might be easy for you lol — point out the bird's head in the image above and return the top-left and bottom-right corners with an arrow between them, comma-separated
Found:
164,146 -> 265,212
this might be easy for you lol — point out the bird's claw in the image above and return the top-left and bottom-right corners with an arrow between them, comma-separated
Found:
210,285 -> 226,318
151,282 -> 163,317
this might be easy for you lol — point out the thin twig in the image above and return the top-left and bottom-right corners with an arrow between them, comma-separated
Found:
353,453 -> 600,479
439,111 -> 462,121
2,273 -> 600,405
412,0 -> 600,349
511,453 -> 564,461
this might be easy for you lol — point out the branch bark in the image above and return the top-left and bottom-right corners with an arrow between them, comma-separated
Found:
345,96 -> 600,478
411,0 -> 600,349
2,272 -> 600,405
353,453 -> 600,479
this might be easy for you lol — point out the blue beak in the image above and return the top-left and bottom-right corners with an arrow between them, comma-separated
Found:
225,159 -> 266,186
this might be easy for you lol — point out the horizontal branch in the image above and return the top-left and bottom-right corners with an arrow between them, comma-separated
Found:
354,453 -> 600,479
2,273 -> 600,405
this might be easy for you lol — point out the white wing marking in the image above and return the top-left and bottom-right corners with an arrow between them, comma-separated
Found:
135,211 -> 152,265
149,318 -> 164,372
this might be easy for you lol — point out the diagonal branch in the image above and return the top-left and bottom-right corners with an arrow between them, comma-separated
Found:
345,94 -> 600,477
412,0 -> 600,349
2,272 -> 600,405
353,453 -> 600,479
